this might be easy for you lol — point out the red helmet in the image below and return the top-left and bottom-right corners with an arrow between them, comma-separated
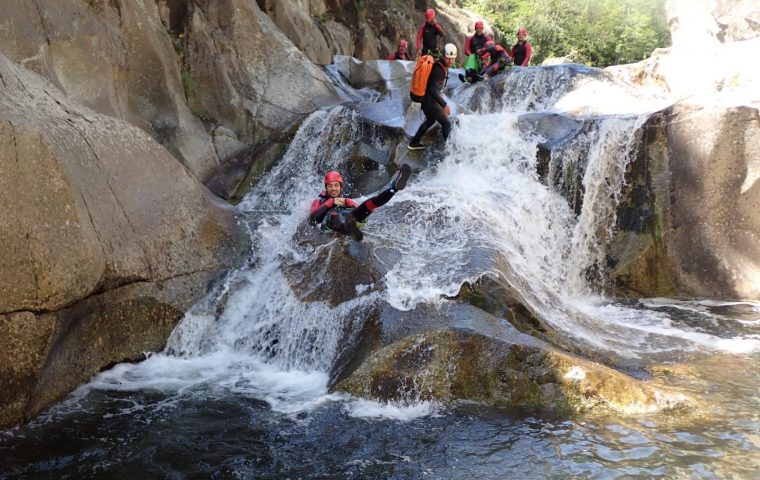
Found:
424,8 -> 435,21
485,40 -> 495,47
474,20 -> 484,30
399,39 -> 408,49
324,171 -> 343,185
517,27 -> 528,36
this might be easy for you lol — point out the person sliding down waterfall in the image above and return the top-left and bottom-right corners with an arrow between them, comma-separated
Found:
309,164 -> 412,242
408,43 -> 457,151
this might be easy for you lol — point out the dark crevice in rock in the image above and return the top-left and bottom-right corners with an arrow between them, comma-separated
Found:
0,267 -> 220,317
30,0 -> 52,50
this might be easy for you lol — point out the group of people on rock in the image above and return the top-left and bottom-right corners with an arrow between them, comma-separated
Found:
404,9 -> 531,150
460,24 -> 531,83
388,8 -> 532,78
310,9 -> 533,242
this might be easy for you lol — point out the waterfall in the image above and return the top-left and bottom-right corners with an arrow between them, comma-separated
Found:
564,115 -> 648,295
86,63 -> 759,412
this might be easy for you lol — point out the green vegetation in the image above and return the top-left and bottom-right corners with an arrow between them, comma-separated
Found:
462,0 -> 671,67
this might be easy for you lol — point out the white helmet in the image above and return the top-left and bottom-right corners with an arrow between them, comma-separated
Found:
444,43 -> 457,59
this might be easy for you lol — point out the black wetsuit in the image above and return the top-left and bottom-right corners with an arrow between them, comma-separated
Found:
411,60 -> 451,143
479,44 -> 511,76
417,23 -> 446,57
309,190 -> 396,233
466,33 -> 491,56
511,41 -> 531,66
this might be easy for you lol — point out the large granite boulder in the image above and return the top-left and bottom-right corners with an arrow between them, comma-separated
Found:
0,0 -> 218,181
0,54 -> 249,427
336,329 -> 693,416
257,0 -> 333,65
0,0 -> 343,189
609,101 -> 760,299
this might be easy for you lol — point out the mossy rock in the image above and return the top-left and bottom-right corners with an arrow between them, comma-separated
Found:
336,330 -> 695,417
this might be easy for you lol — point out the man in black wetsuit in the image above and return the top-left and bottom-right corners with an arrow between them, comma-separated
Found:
415,8 -> 446,58
408,43 -> 457,151
309,165 -> 412,242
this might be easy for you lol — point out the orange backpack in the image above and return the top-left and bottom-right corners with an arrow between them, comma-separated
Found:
410,55 -> 435,102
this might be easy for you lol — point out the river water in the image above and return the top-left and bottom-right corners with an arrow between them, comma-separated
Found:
2,63 -> 760,479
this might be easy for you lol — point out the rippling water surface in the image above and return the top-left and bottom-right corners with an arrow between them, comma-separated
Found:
2,352 -> 760,479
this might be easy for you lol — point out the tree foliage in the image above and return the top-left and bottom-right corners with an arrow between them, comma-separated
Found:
462,0 -> 671,67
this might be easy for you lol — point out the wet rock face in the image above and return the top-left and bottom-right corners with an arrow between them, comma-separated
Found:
337,330 -> 693,416
609,102 -> 760,299
285,225 -> 381,307
0,53 -> 249,428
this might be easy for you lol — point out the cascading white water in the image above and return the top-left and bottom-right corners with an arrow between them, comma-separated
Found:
87,63 -> 759,415
564,115 -> 647,295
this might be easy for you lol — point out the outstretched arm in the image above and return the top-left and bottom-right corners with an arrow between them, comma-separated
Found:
416,25 -> 424,53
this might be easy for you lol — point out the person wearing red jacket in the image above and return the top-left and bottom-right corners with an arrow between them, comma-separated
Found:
510,27 -> 532,67
464,21 -> 491,56
388,39 -> 412,60
416,8 -> 446,57
309,165 -> 412,241
477,40 -> 511,78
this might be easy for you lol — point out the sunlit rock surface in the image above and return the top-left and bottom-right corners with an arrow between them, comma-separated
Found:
0,0 -> 343,186
611,0 -> 760,102
0,53 -> 249,427
610,101 -> 760,299
336,329 -> 694,416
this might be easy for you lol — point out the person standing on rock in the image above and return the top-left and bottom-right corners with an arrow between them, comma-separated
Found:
465,20 -> 492,56
309,164 -> 413,242
408,43 -> 457,151
388,39 -> 412,60
416,8 -> 446,58
509,27 -> 532,67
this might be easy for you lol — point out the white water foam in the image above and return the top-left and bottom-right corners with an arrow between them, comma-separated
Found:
83,67 -> 759,420
339,395 -> 443,421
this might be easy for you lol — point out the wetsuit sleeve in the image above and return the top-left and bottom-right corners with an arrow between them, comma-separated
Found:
309,197 -> 334,224
427,63 -> 447,108
436,24 -> 446,40
465,36 -> 473,56
416,25 -> 424,51
522,43 -> 532,66
345,198 -> 359,208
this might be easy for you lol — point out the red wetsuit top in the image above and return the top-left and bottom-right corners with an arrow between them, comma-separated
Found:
309,192 -> 358,225
465,33 -> 492,56
510,41 -> 532,66
477,44 -> 510,72
416,22 -> 445,54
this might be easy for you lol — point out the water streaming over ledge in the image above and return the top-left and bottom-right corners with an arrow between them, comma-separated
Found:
3,62 -> 760,479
